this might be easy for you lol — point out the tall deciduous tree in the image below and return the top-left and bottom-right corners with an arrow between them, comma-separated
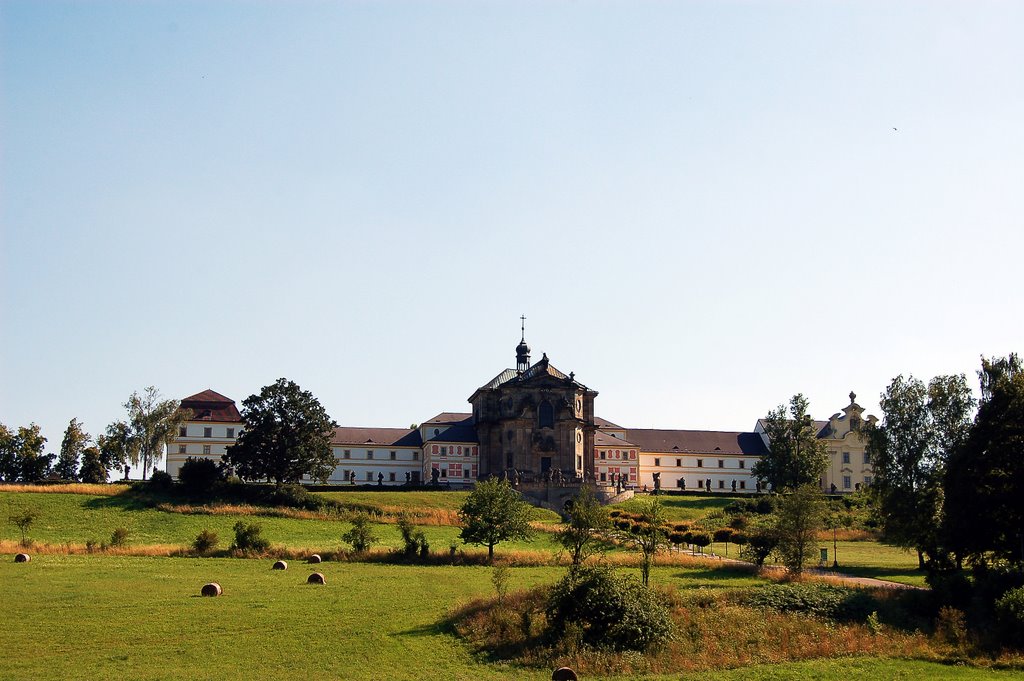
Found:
79,445 -> 108,484
753,394 -> 829,492
0,424 -> 52,482
943,354 -> 1024,566
223,378 -> 337,485
458,477 -> 533,560
55,418 -> 90,481
106,387 -> 188,480
775,484 -> 826,576
865,373 -> 974,568
556,484 -> 610,567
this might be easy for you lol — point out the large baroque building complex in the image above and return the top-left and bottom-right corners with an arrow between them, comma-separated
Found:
168,334 -> 876,494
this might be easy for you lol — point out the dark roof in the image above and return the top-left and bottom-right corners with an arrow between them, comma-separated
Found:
624,429 -> 769,456
425,422 -> 479,444
756,418 -> 832,439
332,427 -> 422,448
474,355 -> 591,395
594,416 -> 624,429
595,430 -> 638,448
179,389 -> 242,423
423,412 -> 472,426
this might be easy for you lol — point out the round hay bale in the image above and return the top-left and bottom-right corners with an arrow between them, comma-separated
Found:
307,553 -> 322,564
552,667 -> 578,681
14,553 -> 30,563
272,560 -> 288,570
200,582 -> 222,597
307,572 -> 326,585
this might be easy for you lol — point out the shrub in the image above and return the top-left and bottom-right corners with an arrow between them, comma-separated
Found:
178,458 -> 224,496
745,582 -> 878,622
740,527 -> 778,566
935,606 -> 968,647
266,483 -> 326,512
690,532 -> 712,554
341,512 -> 378,553
546,566 -> 674,652
109,527 -> 130,548
995,586 -> 1024,648
231,521 -> 270,554
147,470 -> 174,492
193,528 -> 219,554
397,512 -> 419,558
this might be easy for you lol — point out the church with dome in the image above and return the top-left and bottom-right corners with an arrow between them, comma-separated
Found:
167,328 -> 876,495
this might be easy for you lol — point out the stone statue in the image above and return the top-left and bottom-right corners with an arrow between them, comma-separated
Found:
377,472 -> 384,486
653,471 -> 661,494
431,467 -> 440,485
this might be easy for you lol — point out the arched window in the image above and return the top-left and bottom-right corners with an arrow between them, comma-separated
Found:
539,400 -> 554,429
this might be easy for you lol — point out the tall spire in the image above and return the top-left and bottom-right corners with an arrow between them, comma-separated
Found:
516,315 -> 530,374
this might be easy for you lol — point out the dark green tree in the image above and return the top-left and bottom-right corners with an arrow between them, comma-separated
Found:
775,484 -> 826,576
866,373 -> 974,568
0,424 -> 18,482
223,378 -> 337,485
55,418 -> 90,481
556,484 -> 610,567
342,512 -> 379,553
752,394 -> 829,492
78,445 -> 109,484
458,477 -> 533,560
14,424 -> 51,482
943,354 -> 1024,566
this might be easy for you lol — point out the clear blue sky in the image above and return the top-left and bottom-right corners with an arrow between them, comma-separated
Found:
2,1 -> 1022,464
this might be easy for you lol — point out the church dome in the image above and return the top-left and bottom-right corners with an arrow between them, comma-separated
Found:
516,339 -> 530,356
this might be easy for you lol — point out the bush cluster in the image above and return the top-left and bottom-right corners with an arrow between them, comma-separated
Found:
546,566 -> 674,652
744,582 -> 877,622
177,458 -> 224,495
230,521 -> 270,554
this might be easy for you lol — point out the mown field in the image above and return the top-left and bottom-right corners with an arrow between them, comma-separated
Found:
0,555 -> 1017,681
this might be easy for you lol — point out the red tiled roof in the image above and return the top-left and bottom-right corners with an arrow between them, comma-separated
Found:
332,427 -> 422,447
624,429 -> 768,456
594,417 -> 624,429
180,389 -> 242,423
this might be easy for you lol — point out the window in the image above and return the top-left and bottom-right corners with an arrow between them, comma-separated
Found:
739,480 -> 746,490
366,471 -> 373,481
843,475 -> 852,489
864,475 -> 872,486
389,472 -> 396,482
718,480 -> 725,489
226,428 -> 235,438
342,470 -> 349,480
433,428 -> 440,436
676,458 -> 681,467
202,445 -> 211,455
411,471 -> 420,483
863,452 -> 871,465
842,452 -> 851,464
600,472 -> 606,482
390,451 -> 396,460
440,469 -> 447,478
697,479 -> 704,489
697,459 -> 703,468
367,450 -> 374,460
179,426 -> 187,437
463,468 -> 470,479
178,445 -> 186,454
343,450 -> 351,459
718,460 -> 724,468
506,453 -> 514,468
539,400 -> 554,428
654,458 -> 661,467
739,460 -> 745,469
600,451 -> 606,460
203,427 -> 212,438
440,446 -> 447,456
677,478 -> 684,488
413,451 -> 419,461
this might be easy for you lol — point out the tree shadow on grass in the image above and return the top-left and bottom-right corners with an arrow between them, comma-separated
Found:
82,492 -> 162,512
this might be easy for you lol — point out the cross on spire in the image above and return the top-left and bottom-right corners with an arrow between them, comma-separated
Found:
520,315 -> 526,341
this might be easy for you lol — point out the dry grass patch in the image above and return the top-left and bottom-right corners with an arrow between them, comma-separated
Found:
0,483 -> 129,495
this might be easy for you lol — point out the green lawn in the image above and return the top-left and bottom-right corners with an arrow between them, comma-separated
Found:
0,492 -> 560,555
820,540 -> 926,587
612,494 -> 745,522
1,554 -> 1014,681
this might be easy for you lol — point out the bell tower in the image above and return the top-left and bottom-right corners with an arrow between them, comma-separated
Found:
516,315 -> 530,374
